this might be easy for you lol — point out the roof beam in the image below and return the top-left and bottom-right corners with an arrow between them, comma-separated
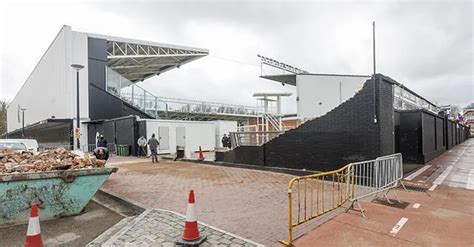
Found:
108,54 -> 205,59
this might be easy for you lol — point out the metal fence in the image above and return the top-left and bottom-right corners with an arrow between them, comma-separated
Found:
229,131 -> 283,148
39,145 -> 74,152
346,153 -> 405,217
39,144 -> 117,155
280,153 -> 405,246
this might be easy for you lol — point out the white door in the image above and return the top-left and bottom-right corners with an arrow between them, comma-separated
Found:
158,127 -> 169,151
176,127 -> 186,147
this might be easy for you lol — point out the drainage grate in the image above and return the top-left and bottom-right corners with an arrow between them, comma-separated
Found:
401,184 -> 429,192
371,198 -> 410,209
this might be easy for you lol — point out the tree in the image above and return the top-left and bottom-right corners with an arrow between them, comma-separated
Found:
0,99 -> 8,136
464,102 -> 474,109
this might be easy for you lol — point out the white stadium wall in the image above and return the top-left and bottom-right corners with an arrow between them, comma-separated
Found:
296,74 -> 370,121
144,119 -> 216,158
7,26 -> 89,134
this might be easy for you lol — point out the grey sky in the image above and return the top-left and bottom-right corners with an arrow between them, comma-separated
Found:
0,0 -> 472,113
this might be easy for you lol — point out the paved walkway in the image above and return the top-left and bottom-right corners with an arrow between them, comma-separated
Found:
88,209 -> 261,247
295,138 -> 474,246
102,160 -> 297,246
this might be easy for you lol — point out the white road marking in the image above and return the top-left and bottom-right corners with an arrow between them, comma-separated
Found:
405,165 -> 431,181
433,166 -> 453,185
428,184 -> 438,191
412,203 -> 421,209
466,169 -> 474,190
390,217 -> 409,236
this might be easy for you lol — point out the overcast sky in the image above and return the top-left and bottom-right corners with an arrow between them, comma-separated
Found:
0,0 -> 472,113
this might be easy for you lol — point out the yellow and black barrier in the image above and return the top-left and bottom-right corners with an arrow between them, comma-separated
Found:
279,164 -> 354,246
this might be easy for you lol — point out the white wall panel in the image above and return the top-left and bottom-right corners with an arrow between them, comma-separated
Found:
144,119 -> 216,158
296,74 -> 370,121
7,26 -> 89,133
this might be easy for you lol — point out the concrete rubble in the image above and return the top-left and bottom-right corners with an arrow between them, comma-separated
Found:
0,147 -> 106,173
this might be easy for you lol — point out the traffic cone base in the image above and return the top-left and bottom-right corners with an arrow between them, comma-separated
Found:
176,235 -> 207,246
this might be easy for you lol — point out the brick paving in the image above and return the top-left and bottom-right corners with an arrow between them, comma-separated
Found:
88,209 -> 260,246
295,138 -> 474,246
102,161 -> 304,246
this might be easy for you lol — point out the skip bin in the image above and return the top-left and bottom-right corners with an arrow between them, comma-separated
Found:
0,167 -> 117,226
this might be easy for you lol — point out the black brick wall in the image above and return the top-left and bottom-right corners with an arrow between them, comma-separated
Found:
217,74 -> 396,171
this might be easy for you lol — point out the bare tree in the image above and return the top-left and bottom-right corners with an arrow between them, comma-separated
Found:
0,99 -> 8,136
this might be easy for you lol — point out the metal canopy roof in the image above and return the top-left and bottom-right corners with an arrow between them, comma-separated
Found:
88,33 -> 209,82
260,74 -> 297,86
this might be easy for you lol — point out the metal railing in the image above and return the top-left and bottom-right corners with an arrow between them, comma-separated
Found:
346,153 -> 405,217
229,131 -> 283,148
280,153 -> 405,246
39,145 -> 74,152
106,67 -> 258,119
83,144 -> 117,155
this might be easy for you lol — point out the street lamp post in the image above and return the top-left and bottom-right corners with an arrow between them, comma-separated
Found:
71,64 -> 84,150
20,108 -> 26,137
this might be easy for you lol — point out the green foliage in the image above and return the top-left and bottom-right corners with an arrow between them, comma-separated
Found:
464,102 -> 474,109
0,99 -> 7,135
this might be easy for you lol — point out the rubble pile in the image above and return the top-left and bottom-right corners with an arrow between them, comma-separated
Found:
0,147 -> 106,174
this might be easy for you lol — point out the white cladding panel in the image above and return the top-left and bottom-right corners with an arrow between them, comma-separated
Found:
144,119 -> 217,158
296,75 -> 369,121
7,26 -> 89,132
213,121 -> 238,148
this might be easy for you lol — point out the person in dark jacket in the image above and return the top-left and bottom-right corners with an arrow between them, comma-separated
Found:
97,135 -> 108,148
93,147 -> 109,160
147,134 -> 160,163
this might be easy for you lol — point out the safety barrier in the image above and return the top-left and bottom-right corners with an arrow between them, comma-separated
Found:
280,153 -> 405,246
346,153 -> 406,217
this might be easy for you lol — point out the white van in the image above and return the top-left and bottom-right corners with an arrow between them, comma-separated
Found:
0,139 -> 39,154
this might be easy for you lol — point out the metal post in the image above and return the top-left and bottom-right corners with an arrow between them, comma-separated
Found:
76,70 -> 80,149
339,81 -> 342,103
131,84 -> 135,106
155,96 -> 158,118
372,21 -> 378,123
71,64 -> 84,150
21,109 -> 25,137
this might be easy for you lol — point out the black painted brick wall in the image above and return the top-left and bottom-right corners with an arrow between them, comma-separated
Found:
217,74 -> 396,171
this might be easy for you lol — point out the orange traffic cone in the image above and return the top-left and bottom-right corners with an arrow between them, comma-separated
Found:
176,190 -> 206,245
25,204 -> 43,247
198,146 -> 204,161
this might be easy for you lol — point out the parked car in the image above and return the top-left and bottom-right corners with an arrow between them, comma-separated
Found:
0,139 -> 39,154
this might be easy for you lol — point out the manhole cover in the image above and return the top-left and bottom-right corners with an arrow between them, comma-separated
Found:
371,198 -> 410,209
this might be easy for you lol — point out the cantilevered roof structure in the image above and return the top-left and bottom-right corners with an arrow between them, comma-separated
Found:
88,33 -> 209,82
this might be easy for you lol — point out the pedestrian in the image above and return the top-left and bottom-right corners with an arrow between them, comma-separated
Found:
225,134 -> 231,148
221,134 -> 228,148
97,135 -> 108,148
148,133 -> 160,163
137,136 -> 147,158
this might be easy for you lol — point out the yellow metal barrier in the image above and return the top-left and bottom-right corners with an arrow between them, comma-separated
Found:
279,164 -> 354,246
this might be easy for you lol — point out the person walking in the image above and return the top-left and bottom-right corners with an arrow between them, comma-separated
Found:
137,136 -> 147,158
147,134 -> 160,163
